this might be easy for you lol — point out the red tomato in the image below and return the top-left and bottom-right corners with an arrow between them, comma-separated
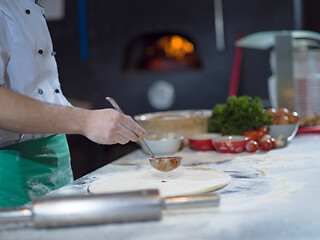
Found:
260,134 -> 271,143
260,139 -> 272,151
257,126 -> 269,135
243,130 -> 260,142
244,126 -> 269,143
259,134 -> 275,149
245,140 -> 259,153
257,126 -> 269,139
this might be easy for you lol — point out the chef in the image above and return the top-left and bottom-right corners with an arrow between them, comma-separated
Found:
0,0 -> 146,208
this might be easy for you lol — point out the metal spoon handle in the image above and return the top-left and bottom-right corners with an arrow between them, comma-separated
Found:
137,139 -> 155,159
105,97 -> 155,159
106,97 -> 125,114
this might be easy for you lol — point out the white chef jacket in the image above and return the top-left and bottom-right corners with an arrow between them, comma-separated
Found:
0,0 -> 71,148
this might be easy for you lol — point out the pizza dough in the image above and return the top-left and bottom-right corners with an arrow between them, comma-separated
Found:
88,167 -> 231,197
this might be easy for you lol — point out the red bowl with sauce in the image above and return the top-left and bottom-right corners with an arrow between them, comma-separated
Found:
212,136 -> 249,153
189,133 -> 221,151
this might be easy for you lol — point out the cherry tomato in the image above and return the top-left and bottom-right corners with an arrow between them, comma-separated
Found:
259,135 -> 275,149
243,130 -> 260,142
245,140 -> 259,153
257,126 -> 269,136
260,139 -> 272,151
260,134 -> 272,143
244,126 -> 270,143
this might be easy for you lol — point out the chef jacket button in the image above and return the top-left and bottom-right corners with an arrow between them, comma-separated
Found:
25,9 -> 31,14
38,49 -> 43,54
55,89 -> 60,93
20,134 -> 24,140
38,89 -> 44,95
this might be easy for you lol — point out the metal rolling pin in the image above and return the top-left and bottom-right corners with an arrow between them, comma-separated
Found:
0,189 -> 219,228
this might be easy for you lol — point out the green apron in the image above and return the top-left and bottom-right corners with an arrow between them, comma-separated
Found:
0,134 -> 74,208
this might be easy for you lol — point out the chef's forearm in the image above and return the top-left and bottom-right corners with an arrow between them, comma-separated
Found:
0,86 -> 88,135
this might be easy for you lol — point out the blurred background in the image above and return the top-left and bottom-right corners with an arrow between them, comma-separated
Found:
42,0 -> 320,179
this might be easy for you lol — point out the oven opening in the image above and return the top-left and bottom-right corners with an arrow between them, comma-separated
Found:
122,33 -> 202,73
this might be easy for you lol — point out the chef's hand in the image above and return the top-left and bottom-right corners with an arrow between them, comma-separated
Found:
83,109 -> 147,145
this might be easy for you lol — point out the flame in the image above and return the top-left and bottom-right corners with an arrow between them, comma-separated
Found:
150,35 -> 195,60
171,36 -> 183,49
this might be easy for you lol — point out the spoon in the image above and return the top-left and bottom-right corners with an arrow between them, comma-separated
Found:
106,97 -> 182,172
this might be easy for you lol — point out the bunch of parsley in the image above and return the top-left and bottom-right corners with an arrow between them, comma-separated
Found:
208,96 -> 273,135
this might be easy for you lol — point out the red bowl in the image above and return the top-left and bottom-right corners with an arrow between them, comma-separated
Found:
212,136 -> 249,153
189,133 -> 221,151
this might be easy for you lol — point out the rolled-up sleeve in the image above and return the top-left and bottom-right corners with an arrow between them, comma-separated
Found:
0,11 -> 12,87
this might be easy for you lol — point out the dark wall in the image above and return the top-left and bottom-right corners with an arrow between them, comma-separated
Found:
50,0 -> 296,114
304,0 -> 320,32
47,0 -> 302,179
